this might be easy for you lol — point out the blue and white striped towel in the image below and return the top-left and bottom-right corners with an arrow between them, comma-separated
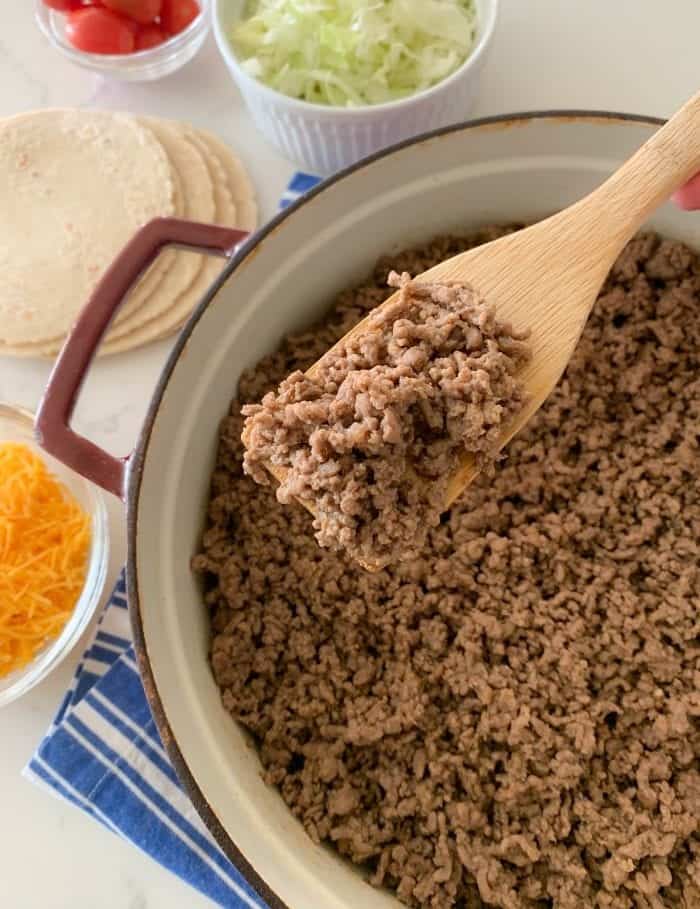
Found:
24,172 -> 322,909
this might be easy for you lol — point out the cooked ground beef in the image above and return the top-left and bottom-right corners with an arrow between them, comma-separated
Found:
241,272 -> 531,570
193,227 -> 700,909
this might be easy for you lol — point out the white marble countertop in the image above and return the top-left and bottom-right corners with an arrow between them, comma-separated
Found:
1,3 -> 698,907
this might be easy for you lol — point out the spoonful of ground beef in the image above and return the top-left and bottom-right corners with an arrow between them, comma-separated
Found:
242,272 -> 531,570
242,90 -> 700,569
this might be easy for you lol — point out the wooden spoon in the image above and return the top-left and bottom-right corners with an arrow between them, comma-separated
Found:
246,90 -> 700,515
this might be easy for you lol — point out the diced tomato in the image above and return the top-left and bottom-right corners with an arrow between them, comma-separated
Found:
66,7 -> 136,54
91,7 -> 141,36
100,0 -> 162,25
134,24 -> 167,50
160,0 -> 200,35
42,0 -> 83,10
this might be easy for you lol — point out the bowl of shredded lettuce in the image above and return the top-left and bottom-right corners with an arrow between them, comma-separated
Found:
214,0 -> 498,174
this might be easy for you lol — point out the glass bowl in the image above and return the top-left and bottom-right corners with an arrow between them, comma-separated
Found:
35,0 -> 210,82
0,404 -> 109,707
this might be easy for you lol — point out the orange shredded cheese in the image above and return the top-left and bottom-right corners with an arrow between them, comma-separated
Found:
0,442 -> 90,678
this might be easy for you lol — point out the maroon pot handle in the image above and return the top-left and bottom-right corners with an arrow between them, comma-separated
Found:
35,217 -> 248,501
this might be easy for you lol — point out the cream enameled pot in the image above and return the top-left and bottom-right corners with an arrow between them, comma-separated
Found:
35,112 -> 698,909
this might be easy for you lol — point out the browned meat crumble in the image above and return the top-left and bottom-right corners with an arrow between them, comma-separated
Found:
193,227 -> 700,909
241,271 -> 531,569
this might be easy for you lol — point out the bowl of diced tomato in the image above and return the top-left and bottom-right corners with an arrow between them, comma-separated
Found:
36,0 -> 209,81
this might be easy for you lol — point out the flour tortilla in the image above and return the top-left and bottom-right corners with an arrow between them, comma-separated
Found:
0,112 -> 190,354
0,132 -> 185,357
106,117 -> 216,339
194,128 -> 258,230
108,127 -> 186,330
0,109 -> 176,345
100,126 -> 252,355
0,120 -> 258,357
186,129 -> 237,227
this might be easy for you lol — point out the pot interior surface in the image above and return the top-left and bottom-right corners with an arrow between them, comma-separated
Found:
130,114 -> 699,909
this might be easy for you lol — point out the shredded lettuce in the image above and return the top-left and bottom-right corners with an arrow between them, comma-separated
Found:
230,0 -> 478,107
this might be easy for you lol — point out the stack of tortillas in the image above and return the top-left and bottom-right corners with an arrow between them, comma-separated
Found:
0,108 -> 257,357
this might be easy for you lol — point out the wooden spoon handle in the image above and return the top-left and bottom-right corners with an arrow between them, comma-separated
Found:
588,89 -> 700,243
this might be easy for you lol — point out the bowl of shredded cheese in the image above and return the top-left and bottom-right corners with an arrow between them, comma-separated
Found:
0,404 -> 108,706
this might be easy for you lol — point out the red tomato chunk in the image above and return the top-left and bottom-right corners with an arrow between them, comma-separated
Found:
160,0 -> 200,35
135,24 -> 167,50
101,0 -> 162,26
43,0 -> 83,10
66,7 -> 136,54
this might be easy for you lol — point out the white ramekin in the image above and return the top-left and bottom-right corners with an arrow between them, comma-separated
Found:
214,0 -> 499,175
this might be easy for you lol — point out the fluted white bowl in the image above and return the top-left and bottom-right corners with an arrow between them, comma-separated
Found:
214,0 -> 499,175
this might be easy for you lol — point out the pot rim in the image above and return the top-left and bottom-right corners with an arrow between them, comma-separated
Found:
126,108 -> 665,908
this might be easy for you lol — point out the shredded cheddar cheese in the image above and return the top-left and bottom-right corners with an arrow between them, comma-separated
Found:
0,442 -> 90,678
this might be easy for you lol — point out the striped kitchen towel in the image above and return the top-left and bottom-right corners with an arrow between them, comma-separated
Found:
23,172 -> 322,909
